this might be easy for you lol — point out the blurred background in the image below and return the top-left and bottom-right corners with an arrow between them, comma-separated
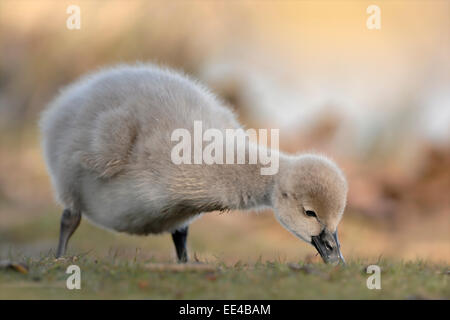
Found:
0,0 -> 449,264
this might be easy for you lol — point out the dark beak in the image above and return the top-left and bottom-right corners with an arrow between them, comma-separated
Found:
311,228 -> 345,265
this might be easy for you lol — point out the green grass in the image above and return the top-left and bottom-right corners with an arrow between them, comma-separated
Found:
0,254 -> 448,299
0,211 -> 449,299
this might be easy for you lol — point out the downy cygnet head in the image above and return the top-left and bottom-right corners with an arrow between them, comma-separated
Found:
273,154 -> 348,265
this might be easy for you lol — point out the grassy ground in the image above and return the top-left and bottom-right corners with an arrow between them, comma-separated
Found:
0,205 -> 449,300
0,254 -> 448,299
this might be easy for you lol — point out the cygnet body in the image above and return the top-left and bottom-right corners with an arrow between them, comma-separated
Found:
40,64 -> 347,264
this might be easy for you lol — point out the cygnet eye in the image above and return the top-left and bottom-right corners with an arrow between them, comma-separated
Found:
305,210 -> 317,218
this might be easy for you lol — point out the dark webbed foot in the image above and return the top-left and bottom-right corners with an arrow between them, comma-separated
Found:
171,226 -> 189,263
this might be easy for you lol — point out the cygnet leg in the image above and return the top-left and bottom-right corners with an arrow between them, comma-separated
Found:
171,226 -> 189,263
